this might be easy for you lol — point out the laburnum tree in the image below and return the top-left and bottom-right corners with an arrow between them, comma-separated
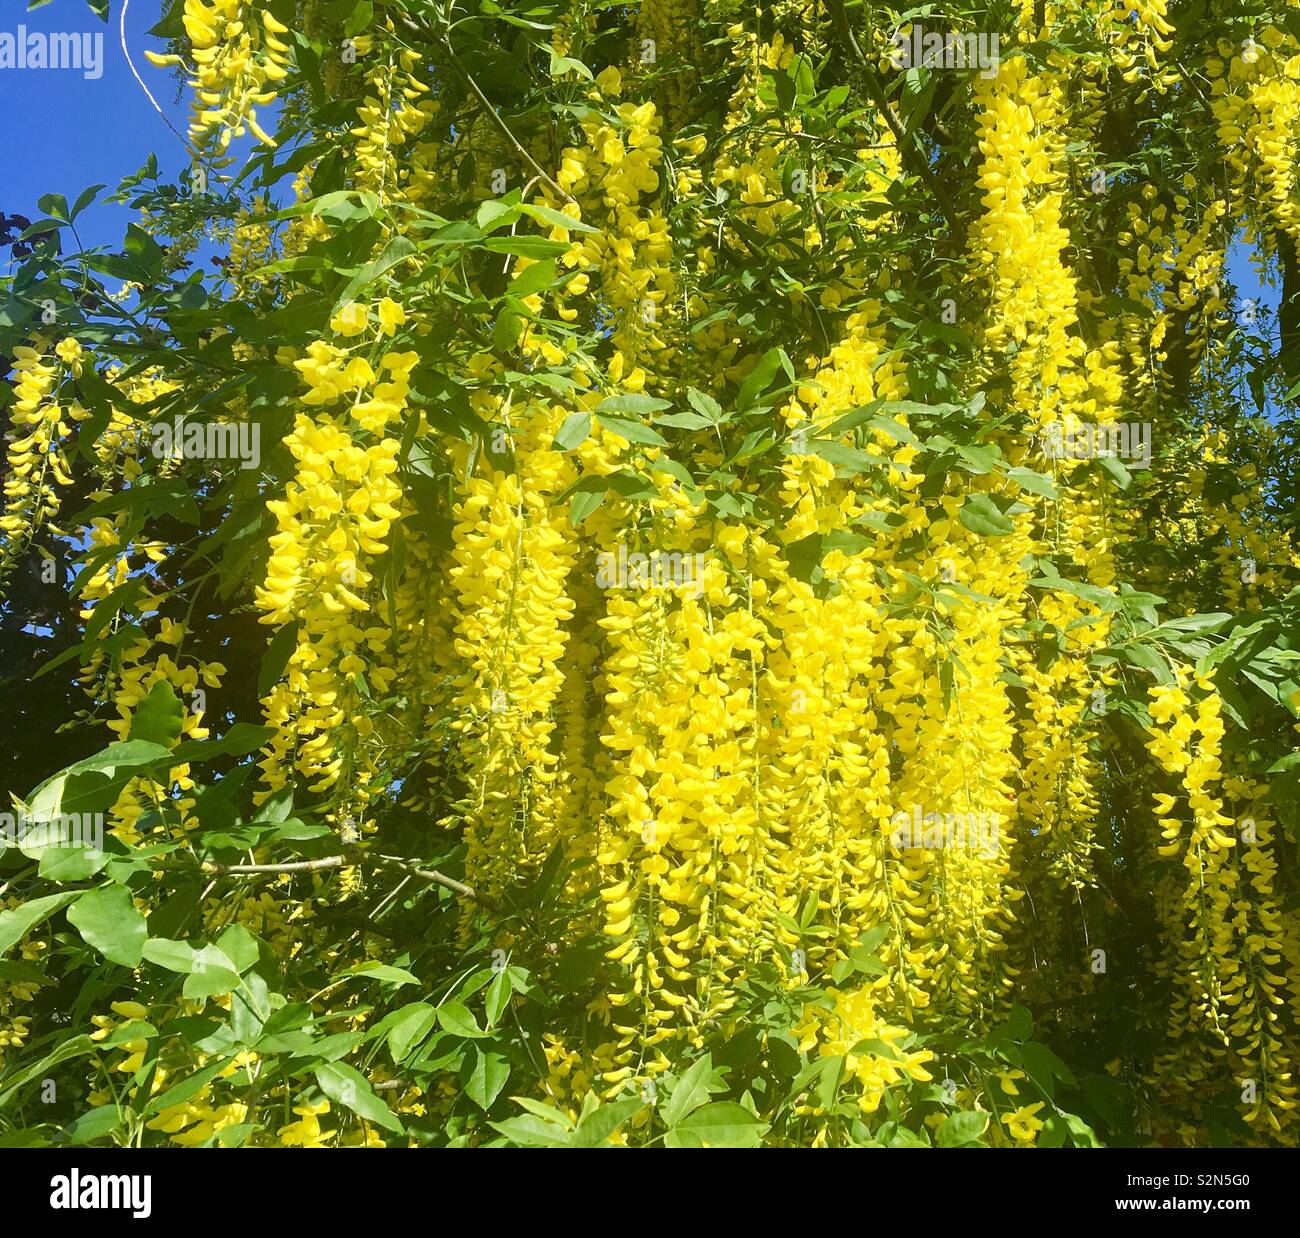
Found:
0,0 -> 1298,1149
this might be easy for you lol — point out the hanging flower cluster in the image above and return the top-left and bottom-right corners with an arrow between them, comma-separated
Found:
147,1 -> 291,155
0,339 -> 86,589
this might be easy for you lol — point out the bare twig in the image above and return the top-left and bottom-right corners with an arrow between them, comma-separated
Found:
201,856 -> 345,875
120,0 -> 194,155
197,850 -> 498,910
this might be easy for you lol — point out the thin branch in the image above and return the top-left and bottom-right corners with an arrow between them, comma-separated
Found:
200,856 -> 345,875
120,0 -> 195,155
439,36 -> 574,205
198,851 -> 498,910
396,11 -> 573,204
373,853 -> 498,910
827,0 -> 963,243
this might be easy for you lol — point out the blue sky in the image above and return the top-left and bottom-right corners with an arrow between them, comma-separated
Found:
0,0 -> 194,252
0,1 -> 1280,331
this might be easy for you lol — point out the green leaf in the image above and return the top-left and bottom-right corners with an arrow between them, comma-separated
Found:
803,440 -> 887,475
659,1054 -> 718,1127
571,1096 -> 643,1146
482,235 -> 569,259
215,1123 -> 254,1148
463,1046 -> 512,1111
291,190 -> 379,226
937,1109 -> 989,1147
490,1101 -> 573,1147
37,844 -> 111,883
344,962 -> 419,987
1122,643 -> 1174,684
596,394 -> 673,416
996,1002 -> 1035,1042
476,198 -> 519,232
0,892 -> 82,957
24,741 -> 172,821
517,202 -> 599,234
171,723 -> 276,763
100,1019 -> 157,1047
70,184 -> 107,220
1154,613 -> 1232,636
862,413 -> 920,448
315,1063 -> 404,1133
685,387 -> 725,423
650,457 -> 700,497
571,485 -> 606,524
128,681 -> 184,747
816,1054 -> 843,1111
124,224 -> 165,278
182,946 -> 242,1000
1006,466 -> 1059,500
1021,1040 -> 1076,1099
858,925 -> 890,953
259,622 -> 300,696
67,886 -> 147,968
552,412 -> 591,451
959,494 -> 1015,537
737,347 -> 792,409
0,959 -> 49,987
846,948 -> 887,977
484,970 -> 511,1028
38,193 -> 69,222
0,1035 -> 98,1110
849,1036 -> 902,1061
437,1002 -> 487,1039
665,1101 -> 768,1149
343,0 -> 373,37
508,258 -> 559,297
596,415 -> 669,447
142,938 -> 198,974
656,410 -> 715,430
334,236 -> 415,309
387,1003 -> 437,1063
143,1061 -> 230,1116
63,1105 -> 125,1145
215,924 -> 261,974
1097,454 -> 1132,490
929,435 -> 1002,475
1031,573 -> 1120,611
1064,1112 -> 1101,1147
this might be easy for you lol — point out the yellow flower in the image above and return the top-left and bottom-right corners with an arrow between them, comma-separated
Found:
1001,1102 -> 1047,1143
278,1098 -> 334,1148
330,301 -> 369,338
55,338 -> 83,367
111,1001 -> 149,1021
377,297 -> 407,336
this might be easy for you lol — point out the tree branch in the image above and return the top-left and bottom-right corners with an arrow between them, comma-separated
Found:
198,851 -> 498,910
827,0 -> 964,245
395,11 -> 573,205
